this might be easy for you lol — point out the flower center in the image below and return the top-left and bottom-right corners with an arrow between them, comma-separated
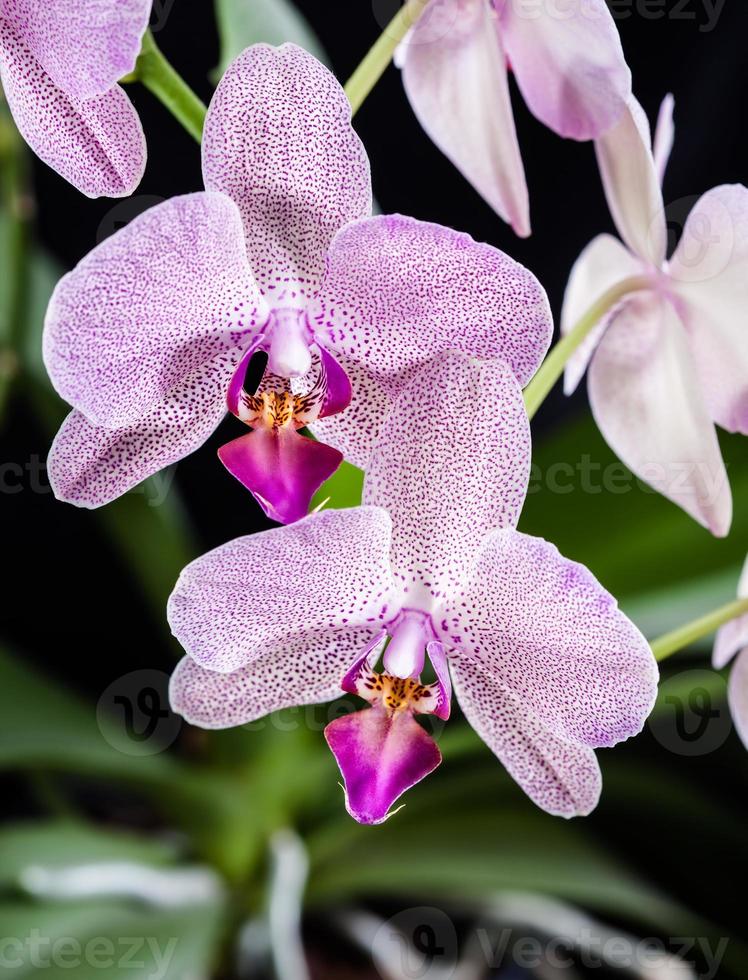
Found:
357,672 -> 438,715
265,308 -> 313,378
383,608 -> 436,678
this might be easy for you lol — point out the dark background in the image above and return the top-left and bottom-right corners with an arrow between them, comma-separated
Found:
2,0 -> 748,966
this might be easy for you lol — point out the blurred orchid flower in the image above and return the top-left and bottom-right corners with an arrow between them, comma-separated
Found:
169,351 -> 657,825
713,557 -> 748,749
43,42 -> 554,524
396,0 -> 631,236
0,0 -> 149,197
562,95 -> 748,537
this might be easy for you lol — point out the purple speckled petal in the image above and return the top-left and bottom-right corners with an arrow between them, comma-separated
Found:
400,0 -> 529,235
499,0 -> 630,141
170,627 -> 383,729
669,185 -> 748,435
588,291 -> 732,536
202,43 -> 371,302
595,98 -> 667,266
44,193 -> 267,428
325,703 -> 442,825
728,648 -> 748,751
312,214 -> 551,469
48,346 -> 243,508
451,658 -> 602,818
1,0 -> 150,102
363,351 -> 530,605
167,507 -> 400,673
561,234 -> 649,396
0,23 -> 146,198
217,427 -> 343,525
439,528 -> 658,750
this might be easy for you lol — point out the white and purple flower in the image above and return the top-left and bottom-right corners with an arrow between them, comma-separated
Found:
713,557 -> 748,749
562,95 -> 748,536
0,0 -> 149,197
168,351 -> 658,824
42,44 -> 553,525
397,0 -> 631,235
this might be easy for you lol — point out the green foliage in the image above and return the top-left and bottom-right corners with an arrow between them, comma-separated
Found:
213,0 -> 327,79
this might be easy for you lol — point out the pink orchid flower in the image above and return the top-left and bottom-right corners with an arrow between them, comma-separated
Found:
43,43 -> 553,526
168,350 -> 658,824
397,0 -> 631,236
562,95 -> 748,537
713,557 -> 748,750
0,0 -> 149,197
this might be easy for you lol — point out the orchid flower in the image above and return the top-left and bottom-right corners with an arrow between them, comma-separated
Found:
43,43 -> 554,525
562,95 -> 748,537
713,557 -> 748,750
0,0 -> 149,197
168,351 -> 658,824
396,0 -> 631,236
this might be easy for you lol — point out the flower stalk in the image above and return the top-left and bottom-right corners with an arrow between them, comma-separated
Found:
133,31 -> 207,143
651,596 -> 748,662
345,0 -> 429,116
523,275 -> 651,420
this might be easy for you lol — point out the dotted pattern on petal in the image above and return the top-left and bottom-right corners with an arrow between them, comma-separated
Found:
44,193 -> 266,427
0,23 -> 146,198
48,347 -> 245,508
167,507 -> 401,673
170,628 -> 382,729
1,0 -> 150,101
440,529 -> 658,749
451,656 -> 603,817
311,214 -> 552,466
363,351 -> 531,604
202,43 -> 371,302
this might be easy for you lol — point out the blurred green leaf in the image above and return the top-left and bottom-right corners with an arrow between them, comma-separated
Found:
0,899 -> 224,978
213,0 -> 327,80
0,822 -> 177,886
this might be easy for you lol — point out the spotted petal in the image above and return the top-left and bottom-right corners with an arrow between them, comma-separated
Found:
167,507 -> 401,673
202,43 -> 371,302
312,214 -> 551,468
363,351 -> 531,605
1,0 -> 150,102
727,648 -> 748,751
440,529 -> 658,752
588,291 -> 732,536
325,704 -> 441,825
499,0 -> 631,141
48,347 -> 244,508
669,185 -> 748,435
170,628 -> 383,729
451,658 -> 602,818
400,0 -> 529,235
44,193 -> 267,429
0,23 -> 146,198
713,557 -> 748,670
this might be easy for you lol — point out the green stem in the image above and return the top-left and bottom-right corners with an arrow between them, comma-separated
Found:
345,0 -> 429,115
651,596 -> 748,662
523,275 -> 651,421
134,30 -> 207,143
